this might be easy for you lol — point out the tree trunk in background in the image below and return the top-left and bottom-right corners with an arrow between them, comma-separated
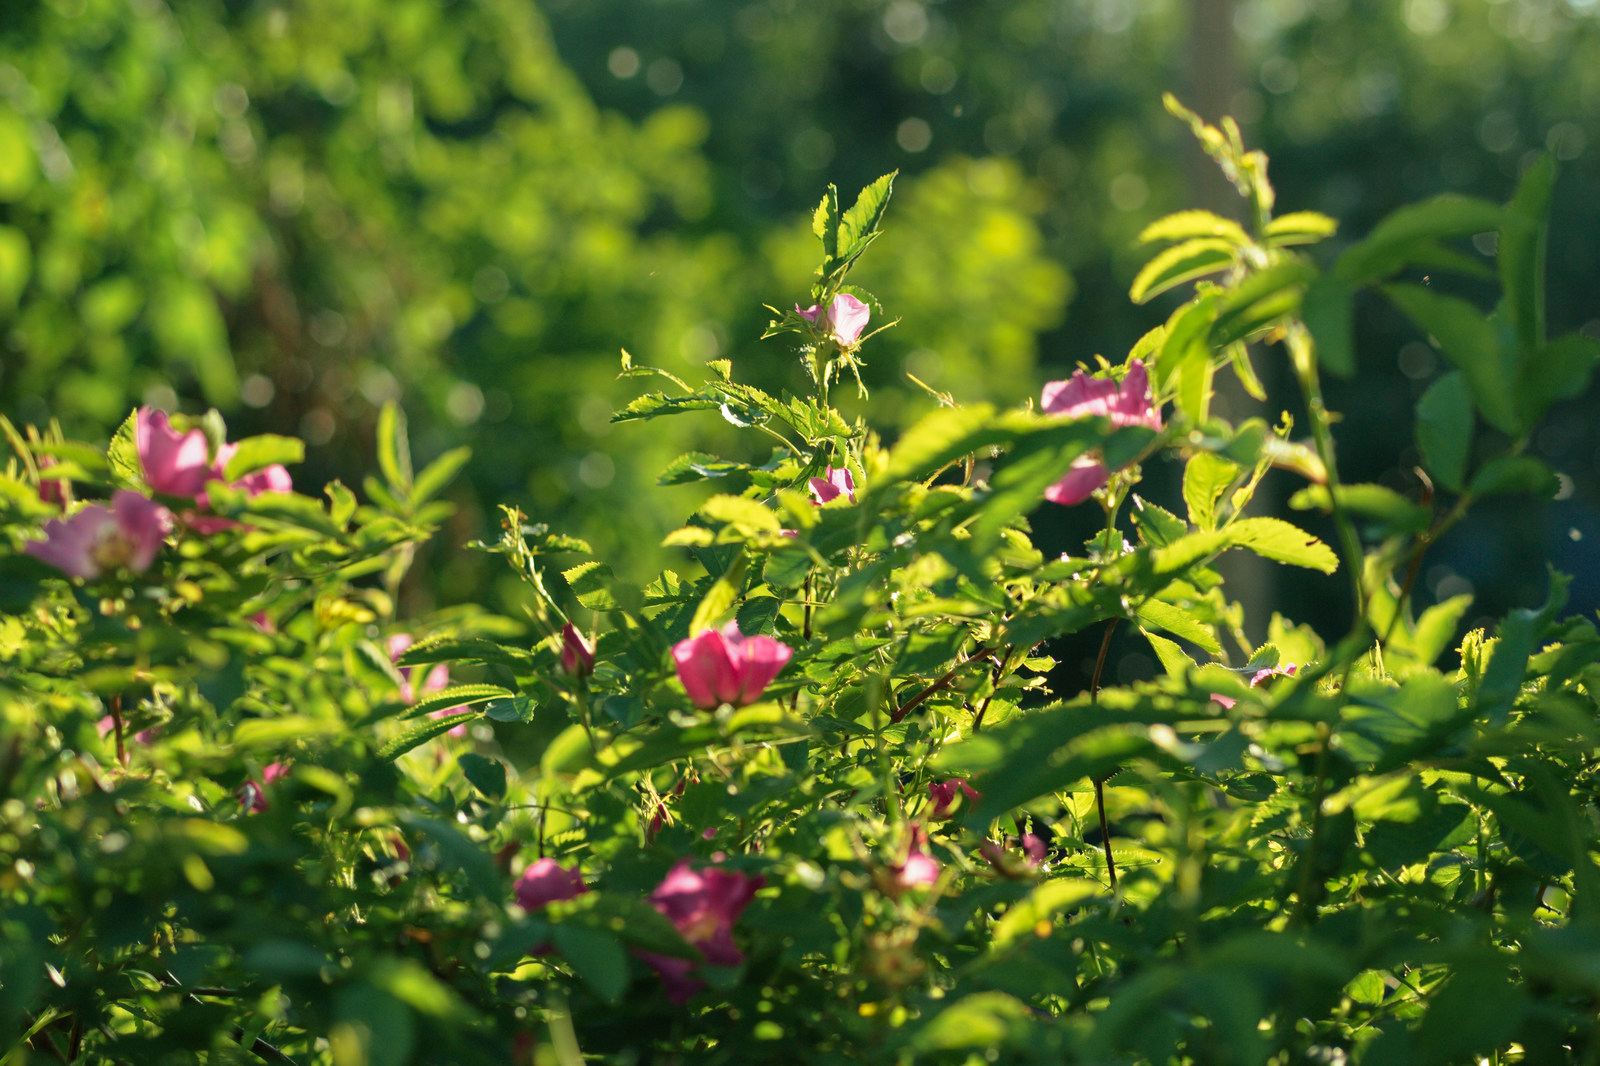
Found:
1185,0 -> 1277,650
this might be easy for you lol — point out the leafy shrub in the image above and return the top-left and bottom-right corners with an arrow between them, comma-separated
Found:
3,102 -> 1598,1065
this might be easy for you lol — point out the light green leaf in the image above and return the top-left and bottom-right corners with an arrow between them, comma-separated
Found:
1288,483 -> 1430,534
1264,211 -> 1338,245
401,684 -> 512,721
1138,210 -> 1251,247
563,561 -> 619,611
689,550 -> 748,635
1129,238 -> 1236,304
699,494 -> 781,534
410,446 -> 471,507
1182,452 -> 1239,533
376,402 -> 411,491
222,435 -> 304,481
1135,600 -> 1220,654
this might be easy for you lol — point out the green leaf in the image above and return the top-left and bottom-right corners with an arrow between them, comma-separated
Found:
1138,210 -> 1251,247
107,409 -> 141,486
1287,483 -> 1430,534
1182,452 -> 1239,533
402,683 -> 512,721
1264,211 -> 1338,246
699,494 -> 781,534
1499,153 -> 1554,356
398,813 -> 498,898
1415,372 -> 1473,493
911,992 -> 1034,1053
221,435 -> 304,481
1475,569 -> 1569,724
1336,194 -> 1502,286
1382,284 -> 1520,435
884,403 -> 998,482
552,924 -> 630,1004
1141,628 -> 1194,676
1129,238 -> 1236,304
1468,454 -> 1557,498
1135,600 -> 1220,654
376,401 -> 411,492
410,446 -> 471,507
812,183 -> 839,258
689,550 -> 748,635
836,171 -> 897,267
458,753 -> 507,800
1227,517 -> 1339,573
1302,272 -> 1356,377
378,711 -> 478,759
563,560 -> 619,611
1519,333 -> 1599,424
1210,259 -> 1316,345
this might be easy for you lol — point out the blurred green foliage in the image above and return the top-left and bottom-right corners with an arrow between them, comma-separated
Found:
3,0 -> 1599,618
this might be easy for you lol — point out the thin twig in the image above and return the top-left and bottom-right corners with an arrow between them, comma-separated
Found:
1091,618 -> 1120,890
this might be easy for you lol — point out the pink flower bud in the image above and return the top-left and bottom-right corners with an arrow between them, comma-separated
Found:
1040,359 -> 1161,507
887,825 -> 940,893
796,293 -> 870,347
240,761 -> 290,813
36,456 -> 71,509
1212,663 -> 1298,710
980,832 -> 1048,878
24,490 -> 172,579
638,859 -> 764,1003
560,623 -> 595,678
808,466 -> 856,505
514,858 -> 589,911
671,623 -> 792,709
927,779 -> 981,820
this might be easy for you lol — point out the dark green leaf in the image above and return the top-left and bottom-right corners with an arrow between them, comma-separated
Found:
1302,272 -> 1355,377
1415,372 -> 1473,493
1335,194 -> 1502,285
458,753 -> 507,800
1383,283 -> 1520,435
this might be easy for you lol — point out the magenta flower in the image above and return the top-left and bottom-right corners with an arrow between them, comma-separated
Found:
240,761 -> 290,813
1039,359 -> 1161,506
638,859 -> 765,1003
980,833 -> 1048,878
672,623 -> 792,709
24,490 -> 172,579
560,623 -> 595,678
97,715 -> 157,746
514,858 -> 589,911
927,779 -> 981,821
1212,663 -> 1299,710
136,408 -> 215,497
36,456 -> 71,508
796,293 -> 870,347
808,466 -> 856,505
389,633 -> 465,737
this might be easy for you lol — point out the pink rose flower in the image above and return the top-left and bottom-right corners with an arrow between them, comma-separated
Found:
796,293 -> 870,347
389,633 -> 465,736
638,859 -> 765,1004
514,858 -> 589,911
135,407 -> 294,531
927,779 -> 981,821
560,623 -> 595,678
808,466 -> 856,505
980,833 -> 1048,878
671,623 -> 792,709
240,761 -> 290,813
1212,663 -> 1298,710
24,490 -> 172,579
1039,359 -> 1161,506
888,825 -> 941,893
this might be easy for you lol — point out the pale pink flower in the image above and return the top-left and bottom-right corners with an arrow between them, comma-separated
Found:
808,466 -> 856,505
136,408 -> 215,497
1040,359 -> 1161,506
24,490 -> 171,579
796,293 -> 870,347
672,623 -> 792,709
638,859 -> 765,1003
1212,663 -> 1298,710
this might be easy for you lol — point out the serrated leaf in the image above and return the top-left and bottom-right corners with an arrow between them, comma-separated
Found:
553,925 -> 629,1004
1228,517 -> 1339,573
1130,238 -> 1236,304
836,171 -> 896,268
658,451 -> 745,486
402,684 -> 513,721
1141,628 -> 1193,676
484,695 -> 537,722
662,526 -> 714,548
108,409 -> 141,486
689,550 -> 747,635
1383,283 -> 1520,435
609,393 -> 720,423
563,561 -> 619,611
379,711 -> 479,759
1139,210 -> 1251,247
1131,495 -> 1188,547
376,402 -> 411,491
1336,194 -> 1502,286
1135,600 -> 1220,654
1415,371 -> 1473,493
1182,452 -> 1239,533
813,184 -> 839,255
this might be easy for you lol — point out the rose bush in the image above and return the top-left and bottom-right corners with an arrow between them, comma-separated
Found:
3,103 -> 1600,1065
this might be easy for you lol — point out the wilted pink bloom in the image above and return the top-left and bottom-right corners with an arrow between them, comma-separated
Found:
981,833 -> 1048,878
241,761 -> 290,813
927,779 -> 981,821
24,490 -> 171,580
560,623 -> 595,678
672,623 -> 792,709
889,825 -> 941,893
389,633 -> 465,736
1040,359 -> 1161,507
514,858 -> 589,911
808,466 -> 856,505
638,859 -> 765,1003
136,408 -> 215,497
796,293 -> 870,347
1212,663 -> 1299,710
